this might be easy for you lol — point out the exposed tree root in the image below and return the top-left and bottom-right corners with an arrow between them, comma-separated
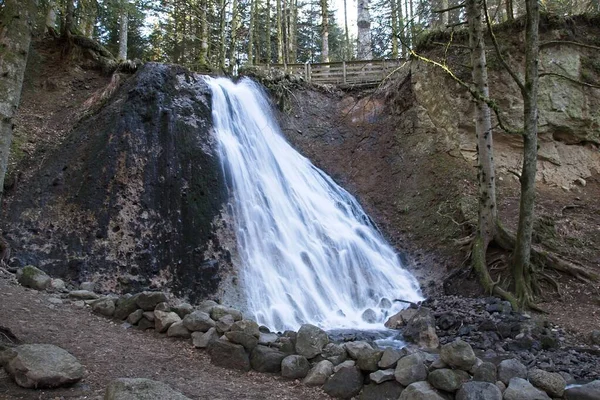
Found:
62,34 -> 141,74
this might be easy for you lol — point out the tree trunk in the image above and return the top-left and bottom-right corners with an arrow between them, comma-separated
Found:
440,0 -> 449,26
506,0 -> 514,21
0,0 -> 36,201
229,0 -> 239,71
289,0 -> 297,62
63,0 -> 75,37
276,0 -> 283,63
219,0 -> 226,69
199,0 -> 209,66
357,0 -> 372,60
266,0 -> 272,63
45,0 -> 58,34
512,0 -> 539,304
248,0 -> 255,64
320,0 -> 329,62
118,4 -> 128,60
343,0 -> 350,59
391,0 -> 398,58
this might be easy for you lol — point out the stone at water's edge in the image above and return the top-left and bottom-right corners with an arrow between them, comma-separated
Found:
321,343 -> 347,366
402,307 -> 439,349
281,355 -> 310,379
565,380 -> 600,400
378,347 -> 402,369
2,344 -> 84,388
17,266 -> 51,291
295,324 -> 329,359
303,360 -> 334,386
394,353 -> 428,386
323,366 -> 363,399
250,345 -> 287,373
104,378 -> 191,400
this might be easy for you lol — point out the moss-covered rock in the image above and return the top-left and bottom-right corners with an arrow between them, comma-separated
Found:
17,265 -> 51,291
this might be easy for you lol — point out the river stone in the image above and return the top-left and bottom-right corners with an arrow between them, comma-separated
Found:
334,359 -> 356,372
369,369 -> 395,384
277,336 -> 296,354
394,353 -> 428,386
127,309 -> 144,325
504,377 -> 551,400
356,348 -> 383,372
473,361 -> 496,383
528,368 -> 566,397
155,302 -> 171,312
385,308 -> 417,329
565,380 -> 600,400
402,307 -> 439,349
210,305 -> 242,321
80,281 -> 96,291
91,298 -> 115,317
281,355 -> 310,379
590,330 -> 600,345
136,291 -> 168,311
191,327 -> 219,348
137,317 -> 154,330
378,347 -> 402,369
440,339 -> 477,370
69,290 -> 99,300
207,339 -> 250,371
17,265 -> 51,291
258,332 -> 279,346
399,381 -> 446,400
250,345 -> 286,373
456,381 -> 502,400
215,314 -> 235,334
323,366 -> 363,399
198,300 -> 218,314
142,311 -> 155,322
497,358 -> 527,385
167,321 -> 191,338
49,278 -> 66,292
296,324 -> 329,359
362,308 -> 378,323
172,303 -> 194,318
359,381 -> 404,400
319,343 -> 346,365
104,378 -> 190,400
154,311 -> 181,333
225,331 -> 259,350
230,319 -> 260,338
428,368 -> 470,392
182,311 -> 215,332
303,360 -> 334,386
114,294 -> 141,320
3,344 -> 84,388
344,341 -> 373,359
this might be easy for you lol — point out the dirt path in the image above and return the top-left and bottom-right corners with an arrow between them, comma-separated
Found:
0,275 -> 329,400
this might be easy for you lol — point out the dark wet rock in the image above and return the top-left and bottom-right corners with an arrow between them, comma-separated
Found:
497,358 -> 527,385
207,339 -> 250,371
104,378 -> 191,400
303,360 -> 334,386
215,314 -> 235,334
359,381 -> 404,400
385,308 -> 417,329
225,331 -> 259,351
402,307 -> 439,349
114,294 -> 141,320
361,309 -> 377,323
565,380 -> 600,400
473,361 -> 496,383
440,339 -> 477,370
399,381 -> 446,400
504,377 -> 551,400
250,345 -> 286,373
394,353 -> 428,386
230,319 -> 260,338
281,355 -> 310,379
369,369 -> 395,384
16,265 -> 51,291
322,342 -> 347,365
296,324 -> 329,359
323,366 -> 363,399
456,381 -> 502,400
136,291 -> 168,311
191,327 -> 219,348
378,347 -> 402,369
428,368 -> 470,392
528,368 -> 566,397
258,332 -> 279,346
182,311 -> 215,332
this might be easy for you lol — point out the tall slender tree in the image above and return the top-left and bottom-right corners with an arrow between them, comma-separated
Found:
276,0 -> 283,62
118,1 -> 128,59
357,0 -> 373,59
320,0 -> 329,62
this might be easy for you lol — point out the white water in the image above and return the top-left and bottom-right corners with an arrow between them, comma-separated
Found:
207,77 -> 423,332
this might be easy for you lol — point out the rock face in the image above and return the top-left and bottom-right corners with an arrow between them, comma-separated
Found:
295,324 -> 329,359
2,344 -> 84,388
17,266 -> 51,290
105,378 -> 191,400
4,64 -> 229,302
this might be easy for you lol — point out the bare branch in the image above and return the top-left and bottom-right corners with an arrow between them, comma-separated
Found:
433,2 -> 466,13
540,40 -> 600,51
540,72 -> 600,89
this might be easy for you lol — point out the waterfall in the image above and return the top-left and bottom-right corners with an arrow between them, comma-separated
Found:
207,77 -> 422,332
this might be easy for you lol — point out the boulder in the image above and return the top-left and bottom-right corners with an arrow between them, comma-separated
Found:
440,339 -> 477,370
91,298 -> 116,317
303,360 -> 334,386
167,321 -> 191,338
258,332 -> 279,346
344,341 -> 373,359
497,358 -> 527,385
428,368 -> 470,392
378,347 -> 402,369
359,381 -> 404,400
127,309 -> 144,325
456,381 -> 502,400
172,303 -> 194,319
215,314 -> 235,334
49,278 -> 66,292
565,380 -> 600,400
182,311 -> 215,332
296,324 -> 329,359
137,317 -> 154,330
250,345 -> 286,373
17,265 -> 51,291
402,307 -> 439,349
323,366 -> 363,399
154,311 -> 181,333
399,381 -> 446,400
277,336 -> 296,354
356,349 -> 383,372
142,311 -> 155,322
68,290 -> 99,300
155,302 -> 171,312
114,294 -> 141,320
210,305 -> 243,321
104,378 -> 190,400
503,377 -> 551,400
136,291 -> 168,311
191,327 -> 219,348
334,360 -> 356,373
385,308 -> 417,329
590,330 -> 600,345
207,339 -> 250,371
230,319 -> 260,338
3,344 -> 84,388
394,353 -> 428,386
361,309 -> 377,323
528,368 -> 566,397
80,281 -> 96,291
473,361 -> 497,383
369,369 -> 395,384
198,300 -> 218,314
281,355 -> 310,379
225,331 -> 259,351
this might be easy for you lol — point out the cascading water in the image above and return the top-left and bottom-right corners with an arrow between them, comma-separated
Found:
207,77 -> 423,332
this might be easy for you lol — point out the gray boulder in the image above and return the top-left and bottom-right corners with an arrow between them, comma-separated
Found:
334,360 -> 356,373
378,347 -> 402,369
399,381 -> 446,400
258,332 -> 279,346
497,358 -> 527,385
440,339 -> 477,370
225,331 -> 259,351
428,368 -> 470,392
362,308 -> 378,323
191,327 -> 219,348
215,314 -> 235,334
296,324 -> 329,359
303,360 -> 334,386
137,317 -> 154,331
369,369 -> 395,384
3,344 -> 84,388
105,378 -> 190,400
344,341 -> 373,359
68,290 -> 99,300
172,303 -> 194,318
142,311 -> 155,322
281,355 -> 310,379
456,381 -> 502,400
198,300 -> 218,314
49,278 -> 66,292
565,380 -> 600,400
590,330 -> 600,345
356,348 -> 383,372
394,353 -> 428,386
136,291 -> 168,311
402,307 -> 439,349
167,321 -> 191,338
114,294 -> 141,320
210,305 -> 242,321
359,382 -> 404,400
127,309 -> 144,325
473,361 -> 497,383
91,298 -> 115,317
17,265 -> 51,291
504,377 -> 551,400
528,368 -> 566,397
230,319 -> 260,338
321,343 -> 347,365
323,366 -> 363,399
182,311 -> 215,332
385,308 -> 417,329
155,302 -> 171,312
154,311 -> 181,333
80,281 -> 96,291
250,345 -> 287,373
207,339 -> 250,371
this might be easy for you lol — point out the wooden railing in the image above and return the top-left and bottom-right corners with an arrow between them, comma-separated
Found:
256,58 -> 406,87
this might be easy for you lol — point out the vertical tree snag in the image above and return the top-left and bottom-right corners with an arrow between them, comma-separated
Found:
276,0 -> 283,63
266,0 -> 272,63
391,0 -> 399,58
199,0 -> 209,66
357,0 -> 372,59
320,0 -> 329,62
118,1 -> 128,60
0,0 -> 36,201
229,0 -> 240,70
